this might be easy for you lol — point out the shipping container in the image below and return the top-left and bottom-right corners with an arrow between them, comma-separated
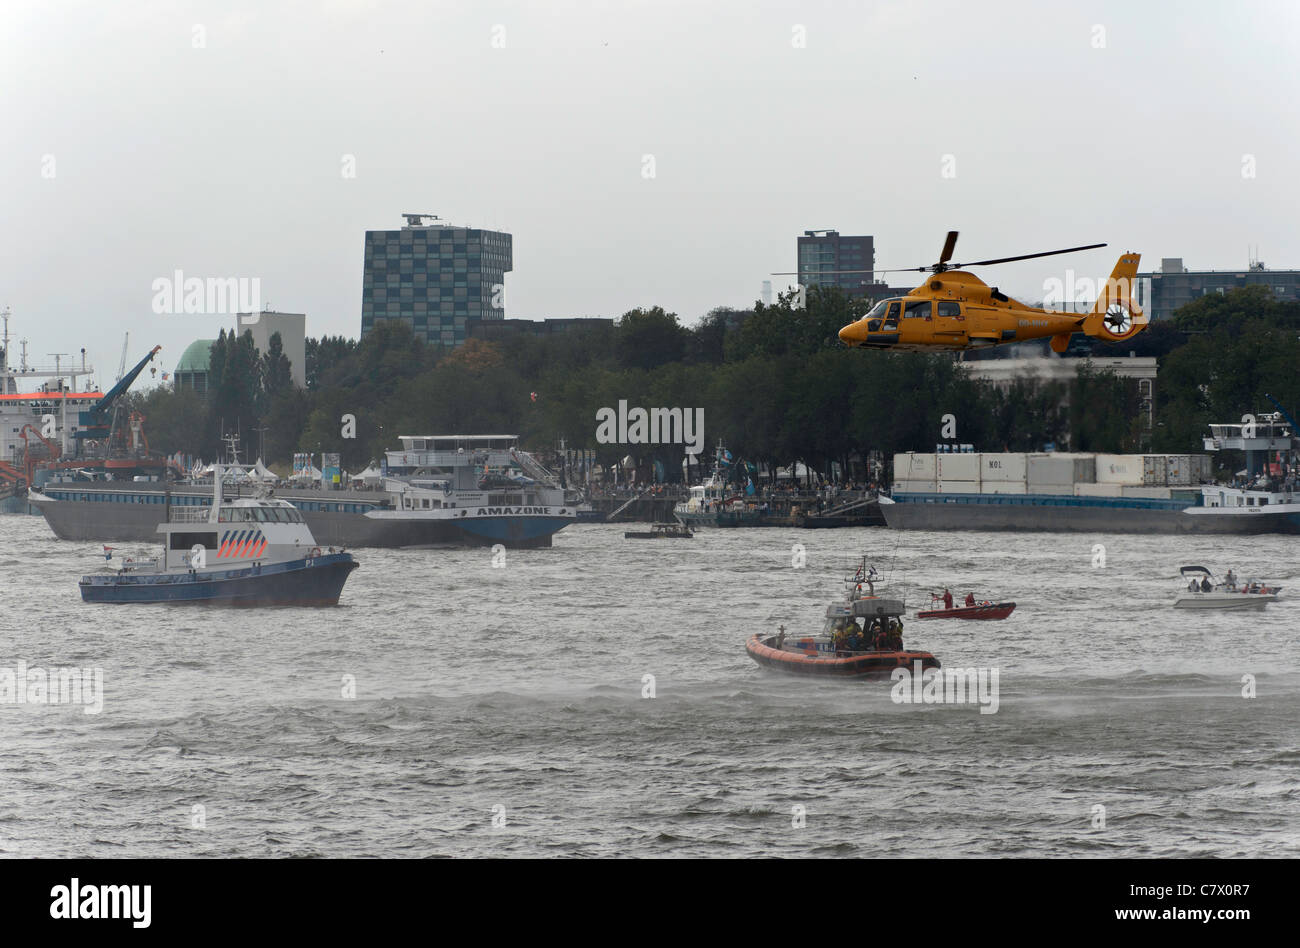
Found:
1164,455 -> 1193,487
1028,483 -> 1079,495
980,452 -> 1027,482
1027,453 -> 1094,486
893,453 -> 936,481
1121,485 -> 1173,499
892,479 -> 938,493
1193,455 -> 1213,483
937,453 -> 981,481
1095,454 -> 1145,485
981,481 -> 1027,494
936,480 -> 981,494
1075,482 -> 1125,497
1142,455 -> 1166,487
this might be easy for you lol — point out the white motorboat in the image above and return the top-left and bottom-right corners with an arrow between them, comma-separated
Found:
1172,565 -> 1281,611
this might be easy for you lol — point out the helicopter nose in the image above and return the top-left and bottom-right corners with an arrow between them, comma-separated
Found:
838,320 -> 865,346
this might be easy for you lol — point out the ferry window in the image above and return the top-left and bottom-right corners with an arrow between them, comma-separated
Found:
422,498 -> 430,509
937,301 -> 961,318
905,300 -> 933,319
170,532 -> 218,550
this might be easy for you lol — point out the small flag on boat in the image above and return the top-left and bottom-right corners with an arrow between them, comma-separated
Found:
103,546 -> 114,561
530,391 -> 538,402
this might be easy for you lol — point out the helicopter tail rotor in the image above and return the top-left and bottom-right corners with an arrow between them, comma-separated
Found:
1081,252 -> 1146,341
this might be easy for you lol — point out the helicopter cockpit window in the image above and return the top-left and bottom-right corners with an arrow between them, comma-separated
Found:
883,301 -> 901,327
937,301 -> 962,319
866,299 -> 892,318
904,300 -> 932,320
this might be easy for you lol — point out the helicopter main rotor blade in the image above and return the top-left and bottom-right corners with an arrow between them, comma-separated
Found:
951,243 -> 1107,269
939,231 -> 958,266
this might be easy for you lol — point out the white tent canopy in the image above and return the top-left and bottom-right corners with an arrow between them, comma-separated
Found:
353,463 -> 383,485
251,459 -> 278,481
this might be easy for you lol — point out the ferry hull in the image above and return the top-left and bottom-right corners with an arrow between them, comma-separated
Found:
30,488 -> 570,548
881,493 -> 1300,535
79,553 -> 358,605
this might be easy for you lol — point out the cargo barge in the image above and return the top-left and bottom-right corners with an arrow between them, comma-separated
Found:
884,416 -> 1300,534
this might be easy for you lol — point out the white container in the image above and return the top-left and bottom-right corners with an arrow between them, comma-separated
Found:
1075,482 -> 1125,497
981,481 -> 1027,494
1028,483 -> 1077,495
1027,453 -> 1094,486
937,453 -> 981,481
980,453 -> 1027,482
1122,485 -> 1173,499
937,480 -> 981,494
894,453 -> 937,481
1095,454 -> 1145,485
1193,455 -> 1213,483
893,479 -> 937,493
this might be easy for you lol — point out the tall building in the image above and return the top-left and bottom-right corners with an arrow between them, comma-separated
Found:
360,214 -> 513,346
240,311 -> 306,389
796,230 -> 875,297
1139,257 -> 1300,321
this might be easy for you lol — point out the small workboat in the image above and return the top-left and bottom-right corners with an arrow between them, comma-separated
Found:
1173,565 -> 1280,611
624,521 -> 694,539
916,595 -> 1016,620
80,465 -> 358,605
746,561 -> 939,679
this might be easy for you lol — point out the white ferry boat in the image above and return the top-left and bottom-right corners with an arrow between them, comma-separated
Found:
378,434 -> 576,547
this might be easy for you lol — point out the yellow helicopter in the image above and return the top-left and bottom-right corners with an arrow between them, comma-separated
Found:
789,232 -> 1145,353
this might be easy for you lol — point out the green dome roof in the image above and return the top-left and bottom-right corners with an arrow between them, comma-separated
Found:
175,339 -> 216,375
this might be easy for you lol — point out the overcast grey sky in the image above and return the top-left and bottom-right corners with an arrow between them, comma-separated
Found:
3,0 -> 1298,389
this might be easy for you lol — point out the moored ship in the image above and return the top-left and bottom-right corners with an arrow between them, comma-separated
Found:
0,310 -> 172,512
31,434 -> 576,548
882,411 -> 1300,534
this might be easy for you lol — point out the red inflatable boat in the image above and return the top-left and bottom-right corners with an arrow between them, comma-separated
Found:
916,600 -> 1016,620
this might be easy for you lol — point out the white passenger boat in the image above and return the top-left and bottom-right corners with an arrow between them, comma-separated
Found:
1172,566 -> 1280,611
79,465 -> 358,605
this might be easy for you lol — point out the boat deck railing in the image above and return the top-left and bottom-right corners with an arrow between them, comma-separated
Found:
168,506 -> 212,523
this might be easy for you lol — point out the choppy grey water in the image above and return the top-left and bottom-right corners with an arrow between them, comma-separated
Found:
1,513 -> 1297,858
